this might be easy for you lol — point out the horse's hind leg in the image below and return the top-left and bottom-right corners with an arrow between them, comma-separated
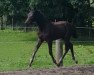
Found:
58,42 -> 70,66
47,41 -> 57,66
58,42 -> 78,66
29,39 -> 43,67
70,42 -> 78,64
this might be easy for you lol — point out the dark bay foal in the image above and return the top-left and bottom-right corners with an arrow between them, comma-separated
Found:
25,10 -> 78,67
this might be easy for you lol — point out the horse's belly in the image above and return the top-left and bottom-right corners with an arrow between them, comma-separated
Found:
51,31 -> 66,40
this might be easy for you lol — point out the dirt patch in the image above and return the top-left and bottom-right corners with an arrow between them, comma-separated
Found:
0,65 -> 94,75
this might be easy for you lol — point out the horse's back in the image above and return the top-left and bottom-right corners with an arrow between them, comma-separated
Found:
52,21 -> 77,39
52,21 -> 68,26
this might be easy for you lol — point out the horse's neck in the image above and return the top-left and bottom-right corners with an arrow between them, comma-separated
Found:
36,17 -> 51,32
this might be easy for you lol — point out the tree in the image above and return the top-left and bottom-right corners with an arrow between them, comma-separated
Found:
0,0 -> 30,30
0,0 -> 93,28
0,0 -> 9,30
30,0 -> 92,27
70,0 -> 92,27
8,0 -> 29,29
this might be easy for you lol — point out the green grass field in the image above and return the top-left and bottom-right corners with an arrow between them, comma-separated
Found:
0,29 -> 94,71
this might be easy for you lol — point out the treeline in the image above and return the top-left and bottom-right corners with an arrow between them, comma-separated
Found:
0,0 -> 29,30
0,0 -> 94,30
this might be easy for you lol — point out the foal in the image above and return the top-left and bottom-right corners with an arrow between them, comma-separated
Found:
25,10 -> 78,67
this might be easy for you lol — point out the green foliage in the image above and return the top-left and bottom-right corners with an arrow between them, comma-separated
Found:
0,0 -> 30,28
0,0 -> 29,16
30,0 -> 69,20
9,0 -> 29,16
69,0 -> 92,27
0,0 -> 93,27
30,0 -> 92,27
0,0 -> 9,16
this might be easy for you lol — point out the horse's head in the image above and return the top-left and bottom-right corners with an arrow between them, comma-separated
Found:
25,10 -> 42,24
25,10 -> 35,24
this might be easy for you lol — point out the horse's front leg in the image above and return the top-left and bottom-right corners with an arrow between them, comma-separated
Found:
29,38 -> 43,67
47,41 -> 57,66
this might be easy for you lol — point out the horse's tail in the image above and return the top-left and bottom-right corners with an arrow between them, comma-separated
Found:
71,25 -> 78,38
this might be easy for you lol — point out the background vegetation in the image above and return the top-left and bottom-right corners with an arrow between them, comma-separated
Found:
0,0 -> 94,29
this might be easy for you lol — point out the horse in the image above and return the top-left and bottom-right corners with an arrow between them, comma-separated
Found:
25,10 -> 78,67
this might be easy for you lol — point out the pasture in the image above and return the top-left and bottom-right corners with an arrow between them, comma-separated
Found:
0,29 -> 94,71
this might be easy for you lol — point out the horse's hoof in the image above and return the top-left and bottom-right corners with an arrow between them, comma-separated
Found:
56,63 -> 60,67
56,62 -> 63,67
29,64 -> 32,67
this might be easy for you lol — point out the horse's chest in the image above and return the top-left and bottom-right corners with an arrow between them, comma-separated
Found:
38,33 -> 48,40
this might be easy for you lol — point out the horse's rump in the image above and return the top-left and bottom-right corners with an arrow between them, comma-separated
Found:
52,21 -> 78,38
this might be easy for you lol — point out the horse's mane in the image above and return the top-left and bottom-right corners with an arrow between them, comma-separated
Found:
35,10 -> 50,23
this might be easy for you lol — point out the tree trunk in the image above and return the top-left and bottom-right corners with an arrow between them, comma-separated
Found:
12,17 -> 14,30
1,16 -> 5,30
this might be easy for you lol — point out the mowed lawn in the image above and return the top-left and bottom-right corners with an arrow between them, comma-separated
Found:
0,29 -> 94,71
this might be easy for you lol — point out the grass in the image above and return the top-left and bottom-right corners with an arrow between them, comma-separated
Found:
0,29 -> 37,42
0,29 -> 94,71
